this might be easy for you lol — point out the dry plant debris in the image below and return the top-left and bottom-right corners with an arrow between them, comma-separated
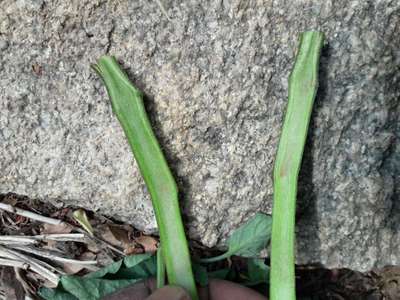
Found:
0,193 -> 160,299
1,193 -> 399,300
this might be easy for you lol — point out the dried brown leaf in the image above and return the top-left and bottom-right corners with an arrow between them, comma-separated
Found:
2,195 -> 18,206
41,223 -> 73,234
99,225 -> 123,247
108,225 -> 132,245
135,236 -> 158,253
62,252 -> 97,275
50,208 -> 70,219
99,224 -> 134,249
41,279 -> 58,289
62,263 -> 84,275
124,246 -> 143,255
14,215 -> 30,226
95,251 -> 115,267
86,239 -> 101,253
0,267 -> 25,300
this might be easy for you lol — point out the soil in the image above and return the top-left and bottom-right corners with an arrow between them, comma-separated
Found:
295,265 -> 400,300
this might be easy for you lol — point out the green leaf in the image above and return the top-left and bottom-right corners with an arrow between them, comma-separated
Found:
124,252 -> 153,269
208,268 -> 231,280
201,213 -> 272,262
192,264 -> 209,286
228,213 -> 272,257
39,253 -> 156,300
60,277 -> 137,300
244,258 -> 270,285
106,254 -> 156,280
192,264 -> 233,287
38,287 -> 78,300
84,260 -> 123,279
85,253 -> 153,279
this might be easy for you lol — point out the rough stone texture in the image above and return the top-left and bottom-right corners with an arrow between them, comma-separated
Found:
0,0 -> 399,271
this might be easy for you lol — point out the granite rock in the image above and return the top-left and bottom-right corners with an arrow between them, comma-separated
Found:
0,0 -> 399,271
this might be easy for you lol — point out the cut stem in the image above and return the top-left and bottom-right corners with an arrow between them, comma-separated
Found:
92,57 -> 198,300
270,31 -> 324,300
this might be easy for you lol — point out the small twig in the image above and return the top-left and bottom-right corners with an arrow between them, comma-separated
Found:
34,233 -> 86,242
13,246 -> 97,265
0,245 -> 59,285
90,233 -> 125,256
14,267 -> 35,296
73,227 -> 125,256
0,236 -> 36,245
0,233 -> 86,245
27,254 -> 66,276
3,213 -> 19,229
0,203 -> 64,225
0,258 -> 29,269
0,202 -> 125,256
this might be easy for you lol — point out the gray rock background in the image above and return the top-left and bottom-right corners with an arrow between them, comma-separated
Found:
0,0 -> 398,271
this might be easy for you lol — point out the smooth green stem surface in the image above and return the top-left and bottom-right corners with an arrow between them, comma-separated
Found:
199,252 -> 230,263
92,57 -> 198,300
270,32 -> 324,300
156,246 -> 166,289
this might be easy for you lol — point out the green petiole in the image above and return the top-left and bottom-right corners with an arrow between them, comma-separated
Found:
92,57 -> 198,300
270,32 -> 324,300
156,246 -> 166,289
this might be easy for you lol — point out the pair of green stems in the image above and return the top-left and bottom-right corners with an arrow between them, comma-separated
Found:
93,31 -> 324,300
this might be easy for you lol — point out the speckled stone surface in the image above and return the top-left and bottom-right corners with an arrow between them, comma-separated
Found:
0,0 -> 399,271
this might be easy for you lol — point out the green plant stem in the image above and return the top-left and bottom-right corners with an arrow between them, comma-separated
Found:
92,57 -> 198,300
200,253 -> 230,263
270,31 -> 324,300
156,246 -> 166,289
